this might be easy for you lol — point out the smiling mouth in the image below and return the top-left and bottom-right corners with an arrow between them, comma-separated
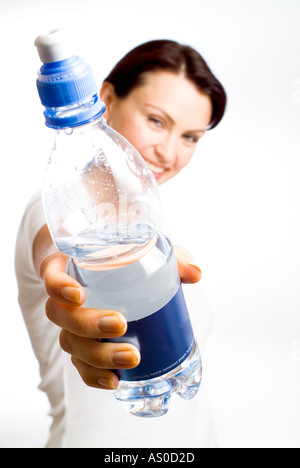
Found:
144,159 -> 167,179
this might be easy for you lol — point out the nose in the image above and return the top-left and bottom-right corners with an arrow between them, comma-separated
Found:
154,133 -> 178,165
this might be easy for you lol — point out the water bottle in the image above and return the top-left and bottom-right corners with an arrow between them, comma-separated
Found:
34,30 -> 202,417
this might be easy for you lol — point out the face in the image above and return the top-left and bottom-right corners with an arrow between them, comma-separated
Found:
100,71 -> 212,185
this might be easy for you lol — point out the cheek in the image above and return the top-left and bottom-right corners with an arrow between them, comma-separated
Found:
113,118 -> 150,152
174,148 -> 195,170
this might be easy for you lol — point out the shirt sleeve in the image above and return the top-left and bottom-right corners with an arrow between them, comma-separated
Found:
15,190 -> 66,447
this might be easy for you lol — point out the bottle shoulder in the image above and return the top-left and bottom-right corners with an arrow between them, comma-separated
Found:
43,118 -> 163,263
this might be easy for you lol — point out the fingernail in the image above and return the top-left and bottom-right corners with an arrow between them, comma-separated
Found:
98,315 -> 127,334
61,286 -> 81,304
113,349 -> 140,366
97,377 -> 117,390
188,264 -> 202,275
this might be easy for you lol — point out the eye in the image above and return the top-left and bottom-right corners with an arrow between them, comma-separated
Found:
182,134 -> 199,144
148,116 -> 164,128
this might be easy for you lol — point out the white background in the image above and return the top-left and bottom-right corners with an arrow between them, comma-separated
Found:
0,0 -> 299,448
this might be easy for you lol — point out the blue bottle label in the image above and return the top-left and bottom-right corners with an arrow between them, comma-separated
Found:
108,285 -> 195,381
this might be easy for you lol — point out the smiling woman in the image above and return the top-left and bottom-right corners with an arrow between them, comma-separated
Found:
101,40 -> 226,184
101,72 -> 213,183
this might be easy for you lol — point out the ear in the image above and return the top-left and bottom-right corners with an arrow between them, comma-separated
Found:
100,82 -> 116,121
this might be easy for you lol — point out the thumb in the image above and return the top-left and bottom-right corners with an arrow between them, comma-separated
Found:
174,245 -> 202,284
40,252 -> 86,305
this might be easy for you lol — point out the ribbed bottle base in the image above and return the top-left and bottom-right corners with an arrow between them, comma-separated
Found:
114,343 -> 202,417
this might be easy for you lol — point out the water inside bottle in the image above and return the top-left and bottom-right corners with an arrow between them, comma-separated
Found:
55,222 -> 157,263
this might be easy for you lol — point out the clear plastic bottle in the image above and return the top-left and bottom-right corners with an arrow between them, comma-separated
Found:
34,30 -> 202,417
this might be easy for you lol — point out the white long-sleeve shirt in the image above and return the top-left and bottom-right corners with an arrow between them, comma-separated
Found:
15,191 -> 217,448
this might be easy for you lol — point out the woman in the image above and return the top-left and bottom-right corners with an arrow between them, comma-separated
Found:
15,40 -> 226,448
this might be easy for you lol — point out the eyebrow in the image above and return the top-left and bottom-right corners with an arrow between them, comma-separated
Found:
144,103 -> 206,134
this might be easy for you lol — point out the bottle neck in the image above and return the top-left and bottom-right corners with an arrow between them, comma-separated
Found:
44,93 -> 106,129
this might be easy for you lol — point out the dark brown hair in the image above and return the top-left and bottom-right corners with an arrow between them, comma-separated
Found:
104,40 -> 227,130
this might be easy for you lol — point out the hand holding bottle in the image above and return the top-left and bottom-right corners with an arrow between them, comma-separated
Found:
34,225 -> 201,390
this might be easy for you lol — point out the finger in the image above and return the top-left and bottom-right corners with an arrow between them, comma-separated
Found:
40,252 -> 85,306
60,330 -> 141,369
71,356 -> 120,390
174,245 -> 202,284
46,298 -> 127,339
